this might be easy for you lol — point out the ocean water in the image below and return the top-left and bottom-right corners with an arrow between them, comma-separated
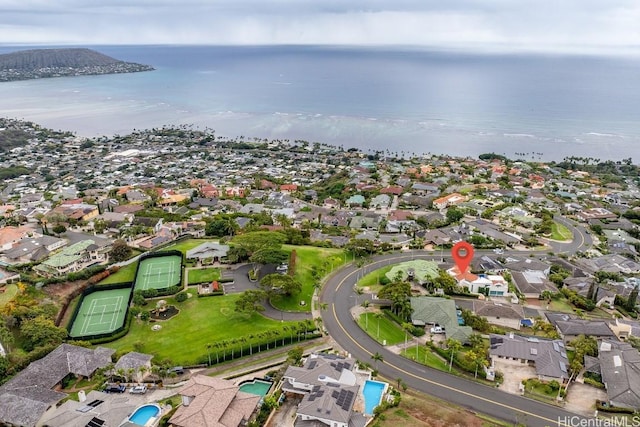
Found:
0,45 -> 639,161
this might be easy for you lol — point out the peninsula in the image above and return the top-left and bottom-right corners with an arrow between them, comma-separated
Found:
0,48 -> 154,82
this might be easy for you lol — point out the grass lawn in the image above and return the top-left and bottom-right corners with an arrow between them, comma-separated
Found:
103,290 -> 303,365
357,266 -> 393,294
187,268 -> 221,285
522,379 -> 562,403
547,297 -> 575,314
401,346 -> 452,372
100,263 -> 137,285
357,312 -> 407,345
270,246 -> 346,312
551,221 -> 572,241
0,283 -> 18,305
375,389 -> 504,427
163,239 -> 220,254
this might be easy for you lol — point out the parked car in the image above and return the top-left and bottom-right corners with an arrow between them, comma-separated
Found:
129,385 -> 148,394
104,383 -> 126,393
430,326 -> 446,334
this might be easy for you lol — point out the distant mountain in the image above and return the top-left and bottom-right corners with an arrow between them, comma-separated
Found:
0,47 -> 154,82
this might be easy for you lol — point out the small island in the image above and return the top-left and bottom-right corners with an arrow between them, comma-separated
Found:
0,47 -> 154,82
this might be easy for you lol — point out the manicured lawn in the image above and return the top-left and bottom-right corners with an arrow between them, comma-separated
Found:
99,263 -> 137,284
187,268 -> 221,285
270,246 -> 346,312
357,312 -> 407,345
0,283 -> 18,305
547,297 -> 575,314
357,266 -> 393,294
551,221 -> 572,241
103,290 -> 304,365
401,346 -> 451,372
164,239 -> 220,254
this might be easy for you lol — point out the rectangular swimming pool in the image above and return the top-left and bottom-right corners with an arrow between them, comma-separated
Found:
362,380 -> 386,415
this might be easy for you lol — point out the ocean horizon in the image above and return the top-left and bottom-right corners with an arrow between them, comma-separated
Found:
1,44 -> 639,162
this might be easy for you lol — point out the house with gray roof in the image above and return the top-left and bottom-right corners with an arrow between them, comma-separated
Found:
186,242 -> 230,263
0,343 -> 114,427
510,270 -> 556,299
282,353 -> 369,427
410,297 -> 472,343
114,351 -> 153,383
554,319 -> 616,343
472,301 -> 525,330
586,340 -> 640,410
489,334 -> 570,382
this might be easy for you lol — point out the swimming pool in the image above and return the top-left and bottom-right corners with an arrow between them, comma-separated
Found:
362,380 -> 387,415
128,404 -> 161,426
238,378 -> 273,397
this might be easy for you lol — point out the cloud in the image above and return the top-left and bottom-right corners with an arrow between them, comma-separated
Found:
0,0 -> 639,53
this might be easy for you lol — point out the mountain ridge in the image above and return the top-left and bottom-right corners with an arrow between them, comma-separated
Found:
0,47 -> 154,81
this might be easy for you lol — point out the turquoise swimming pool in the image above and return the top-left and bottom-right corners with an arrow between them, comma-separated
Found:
362,380 -> 386,415
238,378 -> 273,397
128,404 -> 160,426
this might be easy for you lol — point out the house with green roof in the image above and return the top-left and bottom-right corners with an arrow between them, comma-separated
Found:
34,239 -> 110,277
410,296 -> 473,344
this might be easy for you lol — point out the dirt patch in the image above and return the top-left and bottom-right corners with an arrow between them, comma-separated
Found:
43,279 -> 87,300
150,305 -> 179,320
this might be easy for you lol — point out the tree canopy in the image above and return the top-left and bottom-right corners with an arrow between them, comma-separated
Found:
260,273 -> 302,296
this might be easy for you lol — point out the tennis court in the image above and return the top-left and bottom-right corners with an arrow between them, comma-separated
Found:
135,254 -> 182,291
69,288 -> 130,338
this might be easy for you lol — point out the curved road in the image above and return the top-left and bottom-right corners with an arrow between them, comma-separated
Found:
320,221 -> 592,427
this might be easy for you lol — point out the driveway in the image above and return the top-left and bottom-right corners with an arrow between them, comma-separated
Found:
564,382 -> 607,416
492,358 -> 537,394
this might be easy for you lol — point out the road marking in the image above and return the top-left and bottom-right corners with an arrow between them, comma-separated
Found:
330,261 -> 560,426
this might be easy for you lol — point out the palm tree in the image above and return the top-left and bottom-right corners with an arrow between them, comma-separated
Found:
371,352 -> 384,371
446,338 -> 462,372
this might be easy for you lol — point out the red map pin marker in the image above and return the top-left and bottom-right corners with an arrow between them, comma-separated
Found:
452,241 -> 474,274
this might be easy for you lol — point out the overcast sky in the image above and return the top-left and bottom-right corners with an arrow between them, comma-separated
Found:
2,0 -> 640,53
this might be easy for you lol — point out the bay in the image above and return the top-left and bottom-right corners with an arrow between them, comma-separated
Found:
0,44 -> 639,161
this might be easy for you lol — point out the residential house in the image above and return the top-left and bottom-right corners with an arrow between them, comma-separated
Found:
34,239 -> 110,277
282,353 -> 369,427
346,194 -> 365,208
113,351 -> 153,383
169,375 -> 261,427
574,254 -> 640,275
369,194 -> 391,209
186,242 -> 230,264
585,340 -> 640,410
433,193 -> 467,210
0,225 -> 38,250
553,319 -> 616,343
576,208 -> 618,222
489,334 -> 569,383
0,235 -> 66,265
465,219 -> 521,246
506,258 -> 554,299
473,301 -> 524,330
410,297 -> 473,343
0,344 -> 114,427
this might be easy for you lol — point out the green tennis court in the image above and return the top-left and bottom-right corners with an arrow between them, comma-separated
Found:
69,288 -> 130,338
135,254 -> 182,291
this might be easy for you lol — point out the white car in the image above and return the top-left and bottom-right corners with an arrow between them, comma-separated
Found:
129,385 -> 148,394
430,326 -> 445,334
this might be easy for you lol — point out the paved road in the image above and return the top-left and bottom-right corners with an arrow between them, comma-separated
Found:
320,244 -> 593,427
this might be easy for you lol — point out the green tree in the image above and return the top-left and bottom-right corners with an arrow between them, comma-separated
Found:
52,224 -> 67,235
110,239 -> 132,262
235,290 -> 267,313
626,286 -> 639,312
287,346 -> 304,366
260,274 -> 302,297
446,206 -> 464,223
206,217 -> 238,237
371,352 -> 384,371
446,338 -> 462,372
0,356 -> 9,379
20,315 -> 68,352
